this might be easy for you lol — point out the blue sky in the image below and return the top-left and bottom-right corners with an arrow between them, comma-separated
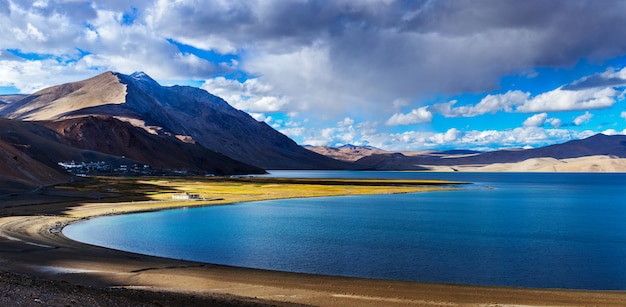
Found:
1,1 -> 626,151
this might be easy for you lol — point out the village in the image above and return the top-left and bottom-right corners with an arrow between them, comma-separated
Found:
57,161 -> 154,176
56,160 -> 201,177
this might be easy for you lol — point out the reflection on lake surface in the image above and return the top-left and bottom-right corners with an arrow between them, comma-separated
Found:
64,171 -> 626,290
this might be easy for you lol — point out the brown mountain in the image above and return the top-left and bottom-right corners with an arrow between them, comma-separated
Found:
42,116 -> 264,175
0,72 -> 350,170
0,118 -> 101,190
0,116 -> 264,192
304,144 -> 390,162
354,133 -> 626,170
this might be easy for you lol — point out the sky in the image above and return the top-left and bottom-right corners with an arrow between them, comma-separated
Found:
1,0 -> 626,151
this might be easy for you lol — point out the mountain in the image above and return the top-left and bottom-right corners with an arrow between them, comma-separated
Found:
42,116 -> 264,175
354,133 -> 626,170
0,72 -> 350,170
304,144 -> 389,162
0,118 -> 103,190
0,116 -> 263,192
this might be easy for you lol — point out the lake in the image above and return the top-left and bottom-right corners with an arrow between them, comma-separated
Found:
63,171 -> 626,290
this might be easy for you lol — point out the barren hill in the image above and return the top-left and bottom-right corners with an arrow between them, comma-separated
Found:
0,118 -> 99,190
0,115 -> 264,192
304,144 -> 389,162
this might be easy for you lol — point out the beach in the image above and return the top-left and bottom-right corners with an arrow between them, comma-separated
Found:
1,177 -> 625,306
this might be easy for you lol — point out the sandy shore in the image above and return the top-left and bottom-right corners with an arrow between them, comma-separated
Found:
1,177 -> 625,306
426,155 -> 626,172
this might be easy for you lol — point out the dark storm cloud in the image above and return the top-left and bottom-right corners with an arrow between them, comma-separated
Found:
4,0 -> 626,112
153,0 -> 626,100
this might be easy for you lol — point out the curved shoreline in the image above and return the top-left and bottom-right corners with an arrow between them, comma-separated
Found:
1,177 -> 626,306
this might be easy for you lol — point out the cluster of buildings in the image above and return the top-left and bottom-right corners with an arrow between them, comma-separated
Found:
57,161 -> 152,175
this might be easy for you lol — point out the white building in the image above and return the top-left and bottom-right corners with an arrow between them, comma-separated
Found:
172,192 -> 201,200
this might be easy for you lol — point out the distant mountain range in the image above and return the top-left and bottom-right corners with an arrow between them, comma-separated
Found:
303,144 -> 389,162
306,134 -> 626,170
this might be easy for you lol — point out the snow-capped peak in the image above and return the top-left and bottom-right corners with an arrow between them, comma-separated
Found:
130,71 -> 157,84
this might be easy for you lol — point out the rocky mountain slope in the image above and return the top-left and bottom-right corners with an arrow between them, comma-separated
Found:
42,116 -> 264,176
0,116 -> 263,191
0,118 -> 97,190
0,72 -> 349,170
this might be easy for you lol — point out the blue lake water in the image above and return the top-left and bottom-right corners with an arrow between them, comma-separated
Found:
63,172 -> 626,290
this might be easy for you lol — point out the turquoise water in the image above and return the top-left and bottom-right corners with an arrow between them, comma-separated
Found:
63,172 -> 626,290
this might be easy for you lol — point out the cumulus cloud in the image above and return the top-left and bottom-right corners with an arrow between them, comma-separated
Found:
202,77 -> 289,113
601,128 -> 626,136
573,111 -> 593,126
523,113 -> 548,127
294,120 -> 379,147
0,1 -> 233,93
433,91 -> 530,117
386,107 -> 432,126
375,127 -> 594,151
276,113 -> 600,151
546,117 -> 562,128
522,113 -> 563,129
432,85 -> 621,117
517,87 -> 618,113
338,117 -> 355,127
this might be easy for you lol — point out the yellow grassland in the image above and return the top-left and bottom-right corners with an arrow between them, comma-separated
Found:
50,176 -> 460,218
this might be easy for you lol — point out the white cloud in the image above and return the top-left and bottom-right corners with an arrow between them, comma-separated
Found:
429,128 -> 463,145
385,107 -> 432,125
279,126 -> 307,139
202,77 -> 289,113
522,113 -> 547,127
426,90 -> 531,117
601,128 -> 626,136
573,111 -> 593,126
517,87 -> 618,113
519,115 -> 570,133
249,112 -> 270,122
431,86 -> 621,118
274,113 -> 604,152
338,117 -> 355,127
621,111 -> 626,121
546,117 -> 562,128
376,127 -> 593,151
0,1 -> 230,93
